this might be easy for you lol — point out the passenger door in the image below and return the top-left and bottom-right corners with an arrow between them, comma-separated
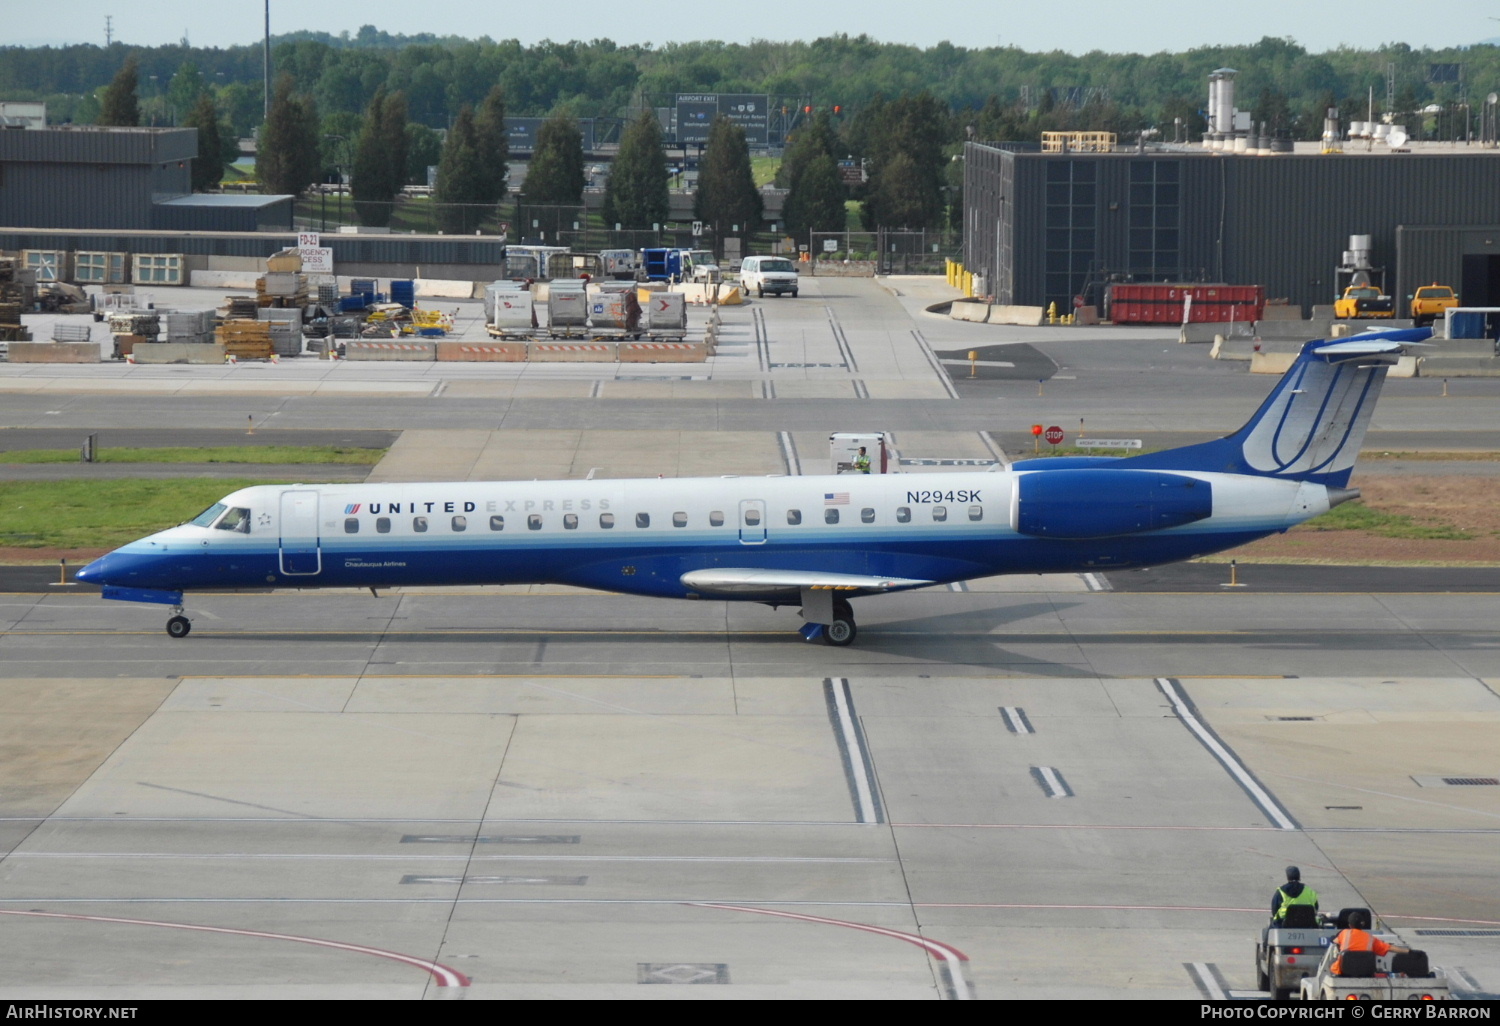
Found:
738,499 -> 767,545
278,489 -> 321,575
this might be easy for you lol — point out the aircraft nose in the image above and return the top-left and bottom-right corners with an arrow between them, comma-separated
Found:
75,555 -> 109,585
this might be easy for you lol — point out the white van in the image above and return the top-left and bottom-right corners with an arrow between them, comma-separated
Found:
739,255 -> 799,298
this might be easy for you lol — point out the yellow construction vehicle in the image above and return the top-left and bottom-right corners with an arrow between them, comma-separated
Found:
1333,284 -> 1394,320
1409,283 -> 1458,327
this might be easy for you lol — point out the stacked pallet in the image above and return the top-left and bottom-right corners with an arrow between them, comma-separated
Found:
164,309 -> 216,345
257,307 -> 303,357
0,302 -> 30,343
224,295 -> 259,320
108,312 -> 160,339
215,319 -> 274,360
257,272 -> 310,308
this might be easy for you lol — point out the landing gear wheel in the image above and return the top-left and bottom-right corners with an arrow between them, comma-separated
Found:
166,615 -> 192,639
824,615 -> 857,646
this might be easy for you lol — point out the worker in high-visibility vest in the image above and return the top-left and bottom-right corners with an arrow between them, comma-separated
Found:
1331,911 -> 1408,976
1270,866 -> 1319,924
852,447 -> 871,474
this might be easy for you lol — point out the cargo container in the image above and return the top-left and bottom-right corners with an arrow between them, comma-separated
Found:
1106,283 -> 1264,324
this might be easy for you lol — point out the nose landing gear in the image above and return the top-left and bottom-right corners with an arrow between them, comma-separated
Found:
166,608 -> 192,638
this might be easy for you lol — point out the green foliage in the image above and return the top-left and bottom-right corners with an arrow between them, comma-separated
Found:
256,74 -> 321,197
183,94 -> 228,191
405,123 -> 443,186
602,110 -> 669,230
1307,501 -> 1473,540
434,105 -> 486,233
859,92 -> 950,231
473,86 -> 511,204
351,87 -> 409,226
1,446 -> 386,465
694,115 -> 763,250
524,113 -> 585,204
776,111 -> 838,191
98,56 -> 140,127
784,153 -> 846,239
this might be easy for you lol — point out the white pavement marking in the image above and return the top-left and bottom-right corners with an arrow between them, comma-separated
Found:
1156,677 -> 1298,831
691,903 -> 971,1000
826,677 -> 881,824
909,329 -> 960,399
0,908 -> 470,987
1031,765 -> 1072,798
778,431 -> 802,475
1186,962 -> 1228,1000
938,359 -> 1016,368
1081,572 -> 1111,592
4,852 -> 896,863
1000,707 -> 1033,735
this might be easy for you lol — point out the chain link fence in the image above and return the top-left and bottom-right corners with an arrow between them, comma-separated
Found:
808,229 -> 962,274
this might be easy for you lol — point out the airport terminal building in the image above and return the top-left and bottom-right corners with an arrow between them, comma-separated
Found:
962,144 -> 1500,315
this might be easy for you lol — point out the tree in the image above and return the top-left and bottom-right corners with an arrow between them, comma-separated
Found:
694,115 -> 762,253
473,85 -> 510,204
257,74 -> 322,196
183,93 -> 228,191
870,151 -> 932,229
98,56 -> 140,127
861,92 -> 948,230
601,109 -> 668,230
775,110 -> 838,193
166,61 -> 206,125
434,105 -> 486,234
351,87 -> 409,226
523,112 -> 585,204
405,123 -> 443,187
783,152 -> 847,241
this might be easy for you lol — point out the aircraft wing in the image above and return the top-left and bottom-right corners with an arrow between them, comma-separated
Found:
680,568 -> 934,598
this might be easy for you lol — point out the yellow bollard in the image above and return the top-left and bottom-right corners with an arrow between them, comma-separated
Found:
1047,302 -> 1058,324
58,558 -> 67,585
969,350 -> 978,378
247,415 -> 255,435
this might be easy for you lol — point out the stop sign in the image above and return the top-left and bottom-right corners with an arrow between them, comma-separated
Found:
1044,425 -> 1065,445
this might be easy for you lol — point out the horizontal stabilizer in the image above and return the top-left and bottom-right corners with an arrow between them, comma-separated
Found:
681,568 -> 932,597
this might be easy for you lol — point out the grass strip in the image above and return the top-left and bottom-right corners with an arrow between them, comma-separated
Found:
0,479 -> 286,550
1306,500 -> 1473,540
1,446 -> 386,465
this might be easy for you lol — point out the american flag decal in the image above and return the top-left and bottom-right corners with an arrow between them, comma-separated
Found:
344,503 -> 361,514
824,493 -> 849,505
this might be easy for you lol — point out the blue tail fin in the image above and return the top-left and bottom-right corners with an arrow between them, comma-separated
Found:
1118,328 -> 1428,487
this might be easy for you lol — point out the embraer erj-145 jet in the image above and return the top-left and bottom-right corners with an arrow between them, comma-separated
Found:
78,330 -> 1427,645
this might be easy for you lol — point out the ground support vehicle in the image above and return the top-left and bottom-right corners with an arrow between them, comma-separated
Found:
1297,943 -> 1449,1001
640,248 -> 688,283
739,255 -> 800,298
1410,284 -> 1458,327
1334,284 -> 1395,319
1256,914 -> 1337,999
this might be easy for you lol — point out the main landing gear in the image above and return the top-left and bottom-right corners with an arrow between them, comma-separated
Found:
825,599 -> 857,647
166,607 -> 192,638
799,595 -> 858,646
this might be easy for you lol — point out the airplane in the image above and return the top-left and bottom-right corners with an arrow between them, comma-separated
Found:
76,328 -> 1428,646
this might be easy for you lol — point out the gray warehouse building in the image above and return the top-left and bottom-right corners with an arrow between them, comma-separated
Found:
962,144 -> 1500,315
0,126 -> 292,232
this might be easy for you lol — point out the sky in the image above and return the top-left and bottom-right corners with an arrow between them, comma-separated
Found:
7,0 -> 1499,53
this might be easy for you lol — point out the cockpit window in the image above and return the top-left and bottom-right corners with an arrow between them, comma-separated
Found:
215,507 -> 251,533
190,503 -> 227,528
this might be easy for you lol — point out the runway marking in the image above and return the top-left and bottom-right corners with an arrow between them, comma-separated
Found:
401,875 -> 587,885
778,431 -> 802,475
691,902 -> 970,1000
1030,765 -> 1072,798
1186,961 -> 1228,1000
977,431 -> 1008,468
0,908 -> 470,987
1155,677 -> 1299,831
824,306 -> 859,373
6,853 -> 897,864
1081,572 -> 1111,592
824,677 -> 884,824
909,329 -> 960,399
999,707 -> 1034,734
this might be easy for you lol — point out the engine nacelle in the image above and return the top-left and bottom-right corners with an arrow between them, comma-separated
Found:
1013,469 -> 1212,539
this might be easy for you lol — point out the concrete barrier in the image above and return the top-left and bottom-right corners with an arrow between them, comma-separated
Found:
344,341 -> 436,361
1422,339 -> 1497,358
949,300 -> 990,323
989,305 -> 1045,326
1332,319 -> 1414,337
435,341 -> 526,362
189,269 -> 261,289
1310,305 -> 1337,321
128,342 -> 226,364
672,283 -> 744,306
1212,337 -> 1304,360
6,341 -> 102,363
413,278 -> 475,299
1250,351 -> 1300,374
526,342 -> 617,362
1417,356 -> 1500,377
1258,304 -> 1304,321
1389,356 -> 1418,378
618,341 -> 709,363
1253,319 -> 1332,341
1181,322 -> 1252,344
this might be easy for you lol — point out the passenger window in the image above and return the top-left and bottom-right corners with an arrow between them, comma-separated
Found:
896,507 -> 911,523
710,510 -> 725,526
564,513 -> 579,530
825,508 -> 840,524
344,518 -> 359,534
635,512 -> 651,528
786,509 -> 802,525
490,515 -> 504,531
861,507 -> 875,524
451,515 -> 466,532
673,512 -> 688,527
933,506 -> 948,522
744,508 -> 762,526
528,514 -> 543,530
969,505 -> 984,521
376,517 -> 391,534
600,513 -> 615,529
413,516 -> 428,533
215,507 -> 251,533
